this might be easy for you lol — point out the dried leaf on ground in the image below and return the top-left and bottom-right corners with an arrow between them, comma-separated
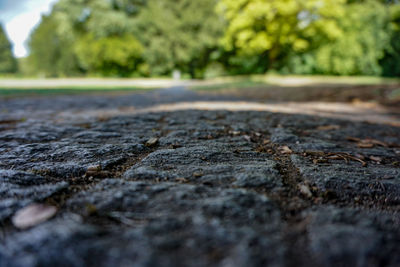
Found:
87,165 -> 101,172
304,150 -> 367,166
12,203 -> 57,229
193,172 -> 203,177
316,125 -> 341,131
313,158 -> 328,164
370,156 -> 382,163
262,139 -> 271,145
347,137 -> 389,148
357,143 -> 375,148
278,146 -> 292,154
175,177 -> 188,183
355,154 -> 366,160
229,130 -> 241,136
85,165 -> 111,178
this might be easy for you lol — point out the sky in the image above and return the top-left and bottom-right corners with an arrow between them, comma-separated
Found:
0,0 -> 59,58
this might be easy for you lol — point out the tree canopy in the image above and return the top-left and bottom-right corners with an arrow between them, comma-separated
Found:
0,24 -> 17,74
381,3 -> 400,76
217,0 -> 345,68
25,0 -> 400,77
133,0 -> 224,78
285,0 -> 392,75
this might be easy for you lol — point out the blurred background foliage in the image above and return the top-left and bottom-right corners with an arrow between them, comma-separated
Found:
0,0 -> 399,78
0,25 -> 17,74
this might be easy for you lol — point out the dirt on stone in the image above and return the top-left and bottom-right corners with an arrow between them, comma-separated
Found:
0,87 -> 399,267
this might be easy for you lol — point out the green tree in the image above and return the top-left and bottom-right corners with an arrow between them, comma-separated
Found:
28,14 -> 80,77
75,33 -> 143,76
311,0 -> 391,75
381,3 -> 400,77
68,0 -> 145,76
134,0 -> 224,78
0,24 -> 17,73
217,0 -> 346,72
27,0 -> 145,77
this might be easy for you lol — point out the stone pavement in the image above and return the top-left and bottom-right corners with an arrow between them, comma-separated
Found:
0,88 -> 399,267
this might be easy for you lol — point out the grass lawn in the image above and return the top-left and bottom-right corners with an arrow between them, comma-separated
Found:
0,87 -> 155,98
0,78 -> 174,98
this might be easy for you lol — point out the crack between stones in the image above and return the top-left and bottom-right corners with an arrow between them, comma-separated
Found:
270,148 -> 317,267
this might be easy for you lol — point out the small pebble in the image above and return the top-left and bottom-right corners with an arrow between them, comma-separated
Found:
12,203 -> 57,229
193,172 -> 203,177
145,137 -> 159,147
87,165 -> 101,172
298,184 -> 312,198
243,135 -> 252,142
278,146 -> 292,154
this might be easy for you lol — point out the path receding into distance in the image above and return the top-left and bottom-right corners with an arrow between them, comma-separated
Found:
0,85 -> 399,267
